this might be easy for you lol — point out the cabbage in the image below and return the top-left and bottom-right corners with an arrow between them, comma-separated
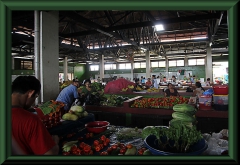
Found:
70,105 -> 84,113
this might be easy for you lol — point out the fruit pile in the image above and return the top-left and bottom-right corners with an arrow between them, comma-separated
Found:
130,96 -> 189,109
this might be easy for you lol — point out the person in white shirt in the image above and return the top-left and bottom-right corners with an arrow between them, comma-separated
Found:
151,75 -> 159,89
205,78 -> 211,86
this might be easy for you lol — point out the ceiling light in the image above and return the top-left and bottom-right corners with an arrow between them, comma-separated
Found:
155,24 -> 164,31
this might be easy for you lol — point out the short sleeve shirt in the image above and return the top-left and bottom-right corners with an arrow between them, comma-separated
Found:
12,107 -> 56,155
56,84 -> 79,110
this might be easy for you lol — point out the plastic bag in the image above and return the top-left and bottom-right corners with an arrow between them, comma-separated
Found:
203,88 -> 214,95
211,132 -> 223,140
71,99 -> 81,106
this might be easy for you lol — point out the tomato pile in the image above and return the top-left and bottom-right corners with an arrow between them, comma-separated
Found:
62,135 -> 111,155
130,96 -> 189,109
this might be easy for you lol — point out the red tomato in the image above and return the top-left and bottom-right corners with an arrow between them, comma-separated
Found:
78,136 -> 84,141
100,151 -> 108,155
100,135 -> 106,141
111,144 -> 118,150
62,152 -> 70,155
120,148 -> 126,154
93,140 -> 100,146
70,145 -> 78,152
137,150 -> 143,155
107,147 -> 112,154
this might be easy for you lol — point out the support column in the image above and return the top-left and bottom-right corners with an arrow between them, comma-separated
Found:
12,57 -> 14,69
145,50 -> 151,78
40,11 -> 59,102
184,56 -> 188,66
131,61 -> 134,81
34,10 -> 40,105
99,54 -> 104,79
64,56 -> 68,81
165,57 -> 169,78
205,45 -> 213,81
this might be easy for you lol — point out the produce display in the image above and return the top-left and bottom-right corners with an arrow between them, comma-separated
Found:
60,80 -> 72,89
37,100 -> 65,129
100,94 -> 129,107
114,127 -> 142,141
62,105 -> 88,121
170,104 -> 198,128
130,96 -> 189,108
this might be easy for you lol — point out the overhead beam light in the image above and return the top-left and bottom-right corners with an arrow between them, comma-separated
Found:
155,24 -> 164,31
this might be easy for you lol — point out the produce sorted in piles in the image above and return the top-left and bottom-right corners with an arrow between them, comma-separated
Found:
62,105 -> 88,120
100,94 -> 129,107
115,127 -> 142,141
156,124 -> 203,153
130,96 -> 189,108
37,100 -> 65,128
141,126 -> 167,140
169,104 -> 197,129
60,80 -> 72,89
62,113 -> 79,121
147,88 -> 161,93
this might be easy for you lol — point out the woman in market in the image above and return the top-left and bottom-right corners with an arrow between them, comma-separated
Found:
81,79 -> 97,96
145,78 -> 152,89
12,76 -> 59,155
205,78 -> 211,86
164,83 -> 180,97
193,81 -> 205,97
56,78 -> 81,111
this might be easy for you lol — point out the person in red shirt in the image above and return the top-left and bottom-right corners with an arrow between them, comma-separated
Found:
145,78 -> 152,89
12,76 -> 59,155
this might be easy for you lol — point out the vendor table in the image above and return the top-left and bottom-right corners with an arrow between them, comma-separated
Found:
47,113 -> 95,136
85,96 -> 228,133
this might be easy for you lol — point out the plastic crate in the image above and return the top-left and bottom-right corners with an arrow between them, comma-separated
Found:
213,95 -> 228,105
199,95 -> 212,104
213,104 -> 228,111
199,103 -> 212,111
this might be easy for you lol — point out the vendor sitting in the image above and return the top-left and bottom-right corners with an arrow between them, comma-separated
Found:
134,78 -> 143,90
164,83 -> 180,97
81,79 -> 97,96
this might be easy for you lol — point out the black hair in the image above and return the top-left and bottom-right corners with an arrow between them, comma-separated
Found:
73,78 -> 79,82
12,76 -> 41,96
167,83 -> 172,86
207,78 -> 210,81
84,79 -> 91,85
195,82 -> 205,91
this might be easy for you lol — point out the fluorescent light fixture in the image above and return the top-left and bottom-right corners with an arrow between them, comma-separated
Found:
155,24 -> 164,31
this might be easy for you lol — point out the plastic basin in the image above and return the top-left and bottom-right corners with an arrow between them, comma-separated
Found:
85,121 -> 110,134
144,135 -> 208,155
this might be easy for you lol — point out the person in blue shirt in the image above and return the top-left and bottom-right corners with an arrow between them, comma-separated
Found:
56,78 -> 80,112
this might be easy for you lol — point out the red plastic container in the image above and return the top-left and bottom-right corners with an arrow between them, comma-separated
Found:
85,121 -> 110,134
199,103 -> 212,111
199,95 -> 212,104
213,85 -> 228,95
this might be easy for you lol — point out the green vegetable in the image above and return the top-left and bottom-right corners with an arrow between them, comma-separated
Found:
173,104 -> 196,114
141,126 -> 165,140
70,105 -> 84,113
62,113 -> 79,121
169,119 -> 193,129
172,112 -> 196,122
